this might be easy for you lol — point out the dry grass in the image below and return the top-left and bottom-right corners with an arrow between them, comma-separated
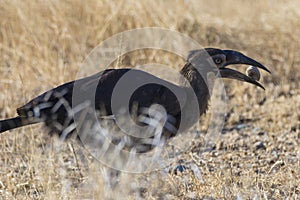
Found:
0,0 -> 299,199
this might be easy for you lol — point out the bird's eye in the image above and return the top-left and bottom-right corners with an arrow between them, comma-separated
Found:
214,57 -> 223,64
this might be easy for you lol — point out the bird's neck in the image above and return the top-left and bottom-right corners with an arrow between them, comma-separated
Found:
180,63 -> 211,115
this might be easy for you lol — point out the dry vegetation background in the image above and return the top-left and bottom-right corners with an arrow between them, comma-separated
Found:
0,0 -> 299,199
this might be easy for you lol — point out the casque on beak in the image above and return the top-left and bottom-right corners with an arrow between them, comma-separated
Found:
219,50 -> 271,90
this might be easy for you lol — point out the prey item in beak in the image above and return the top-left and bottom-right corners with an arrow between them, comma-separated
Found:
219,68 -> 265,89
219,50 -> 271,89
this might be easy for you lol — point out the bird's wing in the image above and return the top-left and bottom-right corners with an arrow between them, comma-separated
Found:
17,68 -> 187,120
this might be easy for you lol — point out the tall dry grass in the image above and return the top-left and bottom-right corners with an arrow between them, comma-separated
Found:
0,0 -> 299,199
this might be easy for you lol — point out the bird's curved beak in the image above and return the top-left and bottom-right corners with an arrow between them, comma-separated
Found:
219,50 -> 271,90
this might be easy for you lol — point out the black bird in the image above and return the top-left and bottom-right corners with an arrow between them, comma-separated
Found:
0,48 -> 270,151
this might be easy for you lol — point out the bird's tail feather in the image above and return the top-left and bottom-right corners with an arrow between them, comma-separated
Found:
0,117 -> 40,133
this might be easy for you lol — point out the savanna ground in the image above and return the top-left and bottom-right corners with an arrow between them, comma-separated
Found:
0,1 -> 299,199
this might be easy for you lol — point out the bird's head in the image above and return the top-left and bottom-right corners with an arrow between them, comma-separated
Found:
186,48 -> 271,89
